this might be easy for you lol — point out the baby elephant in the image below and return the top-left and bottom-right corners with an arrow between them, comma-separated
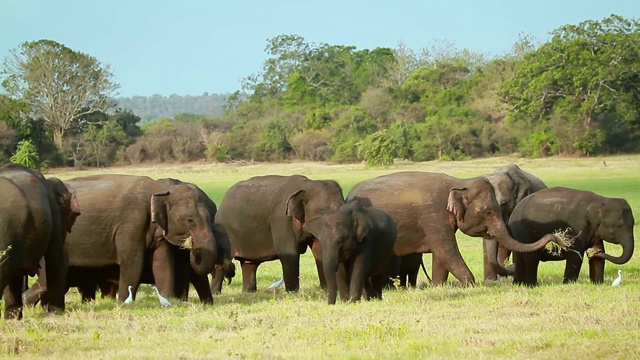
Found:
307,201 -> 397,304
509,187 -> 635,286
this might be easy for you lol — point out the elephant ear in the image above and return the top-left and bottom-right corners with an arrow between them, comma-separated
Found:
64,192 -> 81,233
513,176 -> 531,203
286,189 -> 306,225
586,202 -> 602,227
151,191 -> 170,232
353,211 -> 368,243
447,187 -> 467,223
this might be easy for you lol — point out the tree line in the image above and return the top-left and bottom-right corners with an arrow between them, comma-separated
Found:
1,14 -> 639,169
116,93 -> 227,124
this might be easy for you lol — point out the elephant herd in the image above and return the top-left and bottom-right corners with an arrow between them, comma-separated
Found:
0,162 -> 634,319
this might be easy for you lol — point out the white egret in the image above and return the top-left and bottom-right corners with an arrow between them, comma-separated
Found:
611,269 -> 622,287
124,285 -> 134,304
152,285 -> 172,307
266,277 -> 284,290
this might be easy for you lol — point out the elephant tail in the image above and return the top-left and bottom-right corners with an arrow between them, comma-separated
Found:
420,258 -> 432,284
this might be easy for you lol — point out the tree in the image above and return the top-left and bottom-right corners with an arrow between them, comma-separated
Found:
501,15 -> 640,155
356,121 -> 418,166
1,39 -> 119,149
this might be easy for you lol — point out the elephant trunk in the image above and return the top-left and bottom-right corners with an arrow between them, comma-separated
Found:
596,237 -> 634,265
323,253 -> 339,305
189,227 -> 218,276
490,221 -> 556,253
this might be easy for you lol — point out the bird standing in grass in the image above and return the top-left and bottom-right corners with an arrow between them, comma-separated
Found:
152,285 -> 172,307
612,269 -> 622,287
266,277 -> 284,291
124,285 -> 134,304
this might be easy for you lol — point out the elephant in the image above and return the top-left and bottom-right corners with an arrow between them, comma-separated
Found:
0,163 -> 80,319
215,175 -> 345,292
26,174 -> 219,305
508,187 -> 635,286
482,164 -> 548,280
305,201 -> 396,304
387,253 -> 431,288
155,178 -> 235,298
26,176 -> 233,305
347,171 -> 560,286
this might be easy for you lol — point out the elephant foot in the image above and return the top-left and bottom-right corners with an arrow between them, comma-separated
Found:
45,304 -> 65,315
4,306 -> 23,320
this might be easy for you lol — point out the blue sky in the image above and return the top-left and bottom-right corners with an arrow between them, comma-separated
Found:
1,0 -> 638,97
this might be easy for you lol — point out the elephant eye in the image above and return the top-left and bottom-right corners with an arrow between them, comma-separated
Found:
185,217 -> 196,227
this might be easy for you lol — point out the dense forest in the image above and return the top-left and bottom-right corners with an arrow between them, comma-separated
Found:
116,93 -> 227,124
1,15 -> 639,169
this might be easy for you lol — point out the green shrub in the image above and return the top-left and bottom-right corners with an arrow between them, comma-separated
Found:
10,139 -> 40,169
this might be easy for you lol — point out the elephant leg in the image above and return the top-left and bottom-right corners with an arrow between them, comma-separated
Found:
431,255 -> 449,285
24,275 -> 46,307
278,253 -> 300,292
270,219 -> 301,292
588,244 -> 605,284
151,242 -> 175,299
483,238 -> 499,281
399,273 -> 408,288
432,245 -> 475,286
99,281 -> 117,299
406,257 -> 420,287
497,246 -> 512,268
172,251 -> 191,301
210,266 -> 224,294
368,274 -> 386,300
563,249 -> 584,283
386,255 -> 400,289
363,278 -> 374,300
336,263 -> 349,302
311,240 -> 326,290
117,249 -> 145,303
43,241 -> 66,314
189,270 -> 213,304
240,260 -> 259,292
3,275 -> 23,320
483,238 -> 514,281
348,253 -> 369,302
513,252 -> 539,286
77,281 -> 98,302
483,238 -> 497,281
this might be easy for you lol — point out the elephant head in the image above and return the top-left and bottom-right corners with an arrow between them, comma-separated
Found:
484,164 -> 548,223
483,172 -> 518,223
308,201 -> 367,304
47,177 -> 81,234
589,198 -> 635,264
447,177 -> 557,254
212,223 -> 235,284
285,179 -> 345,239
151,184 -> 217,275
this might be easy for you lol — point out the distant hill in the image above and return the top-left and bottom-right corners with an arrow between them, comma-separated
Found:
116,93 -> 228,124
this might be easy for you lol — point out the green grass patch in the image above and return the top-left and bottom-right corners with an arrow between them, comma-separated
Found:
2,155 -> 638,358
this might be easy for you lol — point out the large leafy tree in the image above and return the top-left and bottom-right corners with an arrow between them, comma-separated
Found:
1,39 -> 119,149
501,15 -> 640,154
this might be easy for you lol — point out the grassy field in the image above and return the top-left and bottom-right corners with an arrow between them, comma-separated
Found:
1,155 -> 639,359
